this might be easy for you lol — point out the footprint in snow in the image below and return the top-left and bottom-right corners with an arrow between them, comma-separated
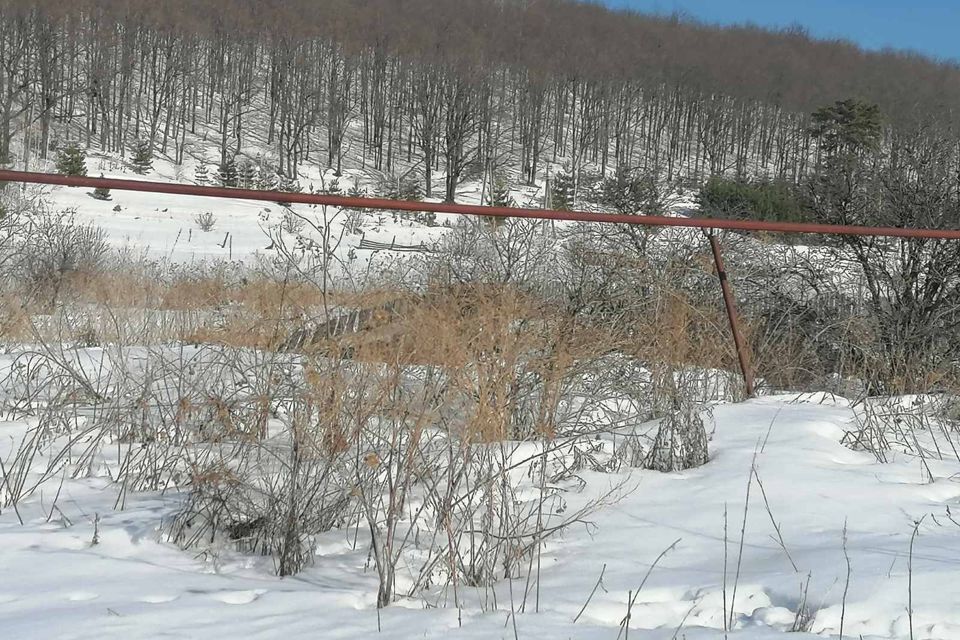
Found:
210,589 -> 265,605
65,592 -> 100,602
138,594 -> 180,604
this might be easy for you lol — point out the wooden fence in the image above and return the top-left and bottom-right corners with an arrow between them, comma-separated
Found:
358,233 -> 435,253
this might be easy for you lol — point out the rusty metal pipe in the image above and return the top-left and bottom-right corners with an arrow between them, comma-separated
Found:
5,170 -> 960,240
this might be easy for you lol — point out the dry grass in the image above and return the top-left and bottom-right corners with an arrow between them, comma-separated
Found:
0,298 -> 31,341
1,261 -> 746,441
297,285 -> 621,441
0,271 -> 382,347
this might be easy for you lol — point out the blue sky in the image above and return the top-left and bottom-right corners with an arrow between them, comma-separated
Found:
604,0 -> 960,63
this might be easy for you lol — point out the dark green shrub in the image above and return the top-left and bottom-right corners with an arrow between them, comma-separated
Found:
130,138 -> 153,174
55,144 -> 87,177
697,176 -> 811,223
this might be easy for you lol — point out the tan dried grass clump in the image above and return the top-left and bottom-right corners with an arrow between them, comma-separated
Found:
318,285 -> 618,442
0,297 -> 32,341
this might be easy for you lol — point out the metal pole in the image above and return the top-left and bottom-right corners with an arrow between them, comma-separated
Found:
5,169 -> 960,240
706,231 -> 755,398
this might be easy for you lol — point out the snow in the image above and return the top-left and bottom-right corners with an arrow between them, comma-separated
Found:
3,388 -> 960,639
13,150 -> 456,279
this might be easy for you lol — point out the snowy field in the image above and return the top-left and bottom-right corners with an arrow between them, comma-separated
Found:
3,389 -> 960,639
27,174 -> 451,272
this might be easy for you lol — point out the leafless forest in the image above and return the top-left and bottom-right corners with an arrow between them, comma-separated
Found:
5,0 -> 960,192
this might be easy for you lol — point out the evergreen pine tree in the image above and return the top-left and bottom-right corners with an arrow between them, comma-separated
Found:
809,99 -> 883,224
598,165 -> 660,214
488,172 -> 513,207
274,172 -> 301,205
347,181 -> 369,210
398,177 -> 422,201
347,182 -> 366,199
130,138 -> 153,174
483,172 -> 512,227
343,181 -> 368,233
194,163 -> 209,186
56,144 -> 87,177
91,174 -> 111,201
218,156 -> 238,187
384,175 -> 422,201
551,165 -> 575,211
256,167 -> 278,191
278,173 -> 301,193
238,158 -> 257,189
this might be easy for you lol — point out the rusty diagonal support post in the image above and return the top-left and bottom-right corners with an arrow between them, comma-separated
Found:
705,230 -> 755,398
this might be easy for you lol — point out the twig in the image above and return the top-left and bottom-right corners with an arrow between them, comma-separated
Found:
617,538 -> 681,640
840,519 -> 851,640
624,590 -> 632,640
0,452 -> 24,525
908,515 -> 926,640
790,572 -> 812,632
752,466 -> 798,572
671,602 -> 697,640
508,576 -> 519,640
759,406 -> 783,453
91,513 -> 100,546
723,502 -> 729,637
729,452 -> 757,630
45,469 -> 67,523
572,563 -> 607,623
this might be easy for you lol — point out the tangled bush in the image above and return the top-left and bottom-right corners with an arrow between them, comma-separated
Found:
841,395 -> 960,467
0,187 -> 25,275
432,217 -> 561,293
10,208 -> 109,304
194,211 -> 217,232
645,400 -> 711,472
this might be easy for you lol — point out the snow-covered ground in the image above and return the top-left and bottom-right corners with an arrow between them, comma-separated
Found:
3,392 -> 960,639
15,148 -> 466,276
30,177 -> 451,272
